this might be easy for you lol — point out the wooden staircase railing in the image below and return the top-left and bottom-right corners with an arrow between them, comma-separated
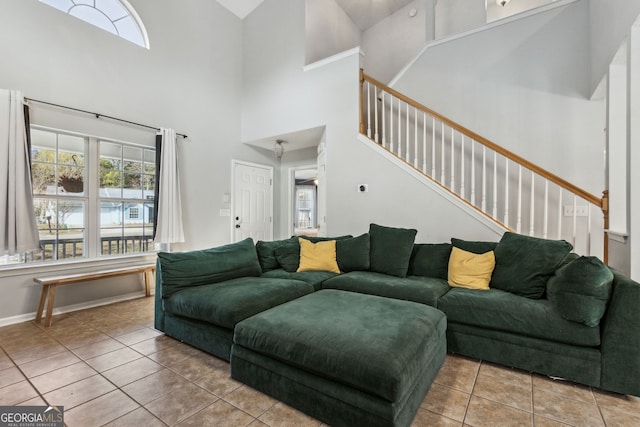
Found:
360,69 -> 609,262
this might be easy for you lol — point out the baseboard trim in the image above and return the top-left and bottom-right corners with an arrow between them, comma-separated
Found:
0,290 -> 152,327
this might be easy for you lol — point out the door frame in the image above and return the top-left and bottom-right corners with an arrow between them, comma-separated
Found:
231,159 -> 274,242
288,164 -> 318,237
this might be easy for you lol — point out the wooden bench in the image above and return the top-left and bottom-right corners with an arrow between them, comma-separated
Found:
34,264 -> 155,327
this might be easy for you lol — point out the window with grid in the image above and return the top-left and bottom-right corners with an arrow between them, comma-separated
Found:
0,127 -> 156,266
39,0 -> 150,49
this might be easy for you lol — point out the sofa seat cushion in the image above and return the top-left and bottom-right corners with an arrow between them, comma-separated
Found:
233,289 -> 447,402
322,271 -> 450,307
164,277 -> 313,329
438,287 -> 600,347
260,269 -> 338,291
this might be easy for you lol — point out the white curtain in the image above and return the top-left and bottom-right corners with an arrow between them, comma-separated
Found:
154,128 -> 185,244
0,90 -> 40,255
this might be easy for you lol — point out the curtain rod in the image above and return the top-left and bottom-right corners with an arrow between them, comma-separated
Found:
24,97 -> 188,139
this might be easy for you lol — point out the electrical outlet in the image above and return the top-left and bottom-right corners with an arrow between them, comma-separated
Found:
358,184 -> 368,193
563,205 -> 589,217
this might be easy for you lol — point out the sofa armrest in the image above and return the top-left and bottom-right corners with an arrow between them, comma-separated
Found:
600,269 -> 640,396
154,258 -> 165,331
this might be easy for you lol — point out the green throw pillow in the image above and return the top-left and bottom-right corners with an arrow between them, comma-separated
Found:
491,232 -> 573,299
256,238 -> 294,272
369,223 -> 417,278
336,233 -> 370,272
547,256 -> 613,327
158,238 -> 262,298
274,239 -> 301,272
300,235 -> 352,243
408,243 -> 452,280
451,238 -> 498,254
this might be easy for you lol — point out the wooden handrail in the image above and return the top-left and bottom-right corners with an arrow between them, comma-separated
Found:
360,70 -> 604,209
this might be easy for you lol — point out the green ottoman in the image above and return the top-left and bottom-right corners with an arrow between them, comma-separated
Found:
231,289 -> 446,427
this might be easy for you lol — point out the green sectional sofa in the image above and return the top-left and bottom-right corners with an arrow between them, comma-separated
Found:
154,224 -> 640,413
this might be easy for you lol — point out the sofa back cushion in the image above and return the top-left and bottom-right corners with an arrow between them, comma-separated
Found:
369,223 -> 417,278
547,256 -> 613,327
336,233 -> 370,272
451,238 -> 497,254
256,238 -> 295,272
408,243 -> 452,279
491,232 -> 573,299
158,238 -> 262,298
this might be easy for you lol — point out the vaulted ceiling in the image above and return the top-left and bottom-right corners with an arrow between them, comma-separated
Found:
216,0 -> 412,30
333,0 -> 414,30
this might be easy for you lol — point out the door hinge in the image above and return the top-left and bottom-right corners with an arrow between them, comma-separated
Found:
270,179 -> 273,186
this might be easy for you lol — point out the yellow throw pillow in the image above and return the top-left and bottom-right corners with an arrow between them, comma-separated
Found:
297,238 -> 340,273
448,246 -> 495,290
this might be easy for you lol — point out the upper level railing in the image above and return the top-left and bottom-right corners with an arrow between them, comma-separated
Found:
359,70 -> 609,262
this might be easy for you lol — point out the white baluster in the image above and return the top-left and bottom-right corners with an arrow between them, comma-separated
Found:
374,86 -> 379,143
366,82 -> 371,138
450,128 -> 455,191
406,103 -> 410,162
493,151 -> 497,218
441,123 -> 445,184
558,188 -> 563,239
422,112 -> 427,173
529,171 -> 535,236
414,107 -> 418,167
481,145 -> 486,211
470,139 -> 476,206
504,159 -> 509,227
460,135 -> 465,200
397,99 -> 402,158
516,165 -> 522,234
572,195 -> 577,248
389,94 -> 394,152
543,180 -> 549,238
381,91 -> 386,148
431,117 -> 436,177
586,204 -> 592,255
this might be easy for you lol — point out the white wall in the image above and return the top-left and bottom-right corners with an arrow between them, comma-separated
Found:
0,0 -> 272,322
394,1 -> 605,197
487,0 -> 554,23
305,0 -> 361,65
435,0 -> 486,39
589,0 -> 640,95
361,0 -> 432,83
242,0 -> 503,244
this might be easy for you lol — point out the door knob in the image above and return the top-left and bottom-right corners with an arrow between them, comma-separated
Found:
235,224 -> 241,228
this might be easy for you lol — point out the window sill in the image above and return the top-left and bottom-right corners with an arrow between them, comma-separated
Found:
0,253 -> 157,278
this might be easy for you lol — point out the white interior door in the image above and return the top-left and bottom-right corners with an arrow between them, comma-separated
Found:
232,160 -> 273,242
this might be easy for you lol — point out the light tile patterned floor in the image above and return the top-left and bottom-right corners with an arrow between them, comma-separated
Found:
0,296 -> 639,426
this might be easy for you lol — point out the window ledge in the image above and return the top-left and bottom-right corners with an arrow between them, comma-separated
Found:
0,253 -> 157,278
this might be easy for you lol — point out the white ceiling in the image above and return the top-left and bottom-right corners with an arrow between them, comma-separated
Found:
334,0 -> 415,30
217,0 -> 410,30
216,0 -> 264,19
244,126 -> 326,156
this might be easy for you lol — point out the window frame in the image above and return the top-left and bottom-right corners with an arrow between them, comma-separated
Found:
0,125 -> 158,271
38,0 -> 150,49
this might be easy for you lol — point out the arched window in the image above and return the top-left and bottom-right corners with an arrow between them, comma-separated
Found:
39,0 -> 150,49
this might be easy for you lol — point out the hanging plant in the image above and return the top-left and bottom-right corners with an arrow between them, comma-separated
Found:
58,155 -> 83,193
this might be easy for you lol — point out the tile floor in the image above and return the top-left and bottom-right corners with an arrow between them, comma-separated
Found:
1,296 -> 639,426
